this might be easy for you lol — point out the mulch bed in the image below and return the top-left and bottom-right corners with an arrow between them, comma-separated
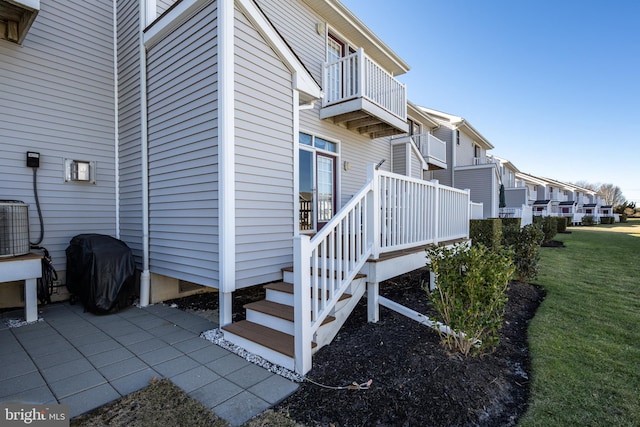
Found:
168,269 -> 545,427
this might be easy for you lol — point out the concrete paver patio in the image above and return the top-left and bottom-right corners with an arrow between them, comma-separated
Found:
0,301 -> 298,426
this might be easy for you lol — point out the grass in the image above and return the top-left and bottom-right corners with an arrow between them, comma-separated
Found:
518,219 -> 640,426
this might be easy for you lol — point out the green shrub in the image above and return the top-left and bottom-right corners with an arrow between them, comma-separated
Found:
500,217 -> 521,229
600,216 -> 615,224
556,216 -> 568,233
469,218 -> 502,252
426,243 -> 514,356
501,222 -> 521,247
620,214 -> 628,223
533,216 -> 557,242
582,215 -> 595,226
510,224 -> 544,282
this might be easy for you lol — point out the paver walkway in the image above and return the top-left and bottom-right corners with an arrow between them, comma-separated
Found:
0,301 -> 298,426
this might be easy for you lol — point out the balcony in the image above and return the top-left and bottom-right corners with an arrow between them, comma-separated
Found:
0,0 -> 39,44
320,48 -> 408,138
412,133 -> 447,170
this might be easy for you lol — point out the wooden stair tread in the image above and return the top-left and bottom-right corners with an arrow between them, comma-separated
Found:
264,281 -> 351,302
245,299 -> 335,325
281,267 -> 366,280
222,321 -> 316,358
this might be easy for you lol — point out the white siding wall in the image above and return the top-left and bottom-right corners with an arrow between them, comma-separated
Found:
145,2 -> 219,287
234,7 -> 296,287
1,0 -> 117,272
118,0 -> 144,264
456,130 -> 478,167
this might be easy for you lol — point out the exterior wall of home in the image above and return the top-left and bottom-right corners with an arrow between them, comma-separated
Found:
300,107 -> 392,207
391,144 -> 407,176
156,0 -> 178,16
255,0 -> 323,83
430,125 -> 453,186
456,166 -> 498,218
455,129 -> 479,167
118,0 -> 145,265
505,188 -> 527,207
145,1 -> 220,287
234,6 -> 297,288
410,147 -> 423,179
1,0 -> 117,273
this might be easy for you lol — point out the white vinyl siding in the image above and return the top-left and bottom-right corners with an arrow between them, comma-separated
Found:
0,0 -> 117,273
118,0 -> 144,264
145,2 -> 219,287
234,6 -> 296,288
410,148 -> 423,179
456,130 -> 479,166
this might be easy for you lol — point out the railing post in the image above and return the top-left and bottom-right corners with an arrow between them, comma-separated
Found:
367,163 -> 380,259
294,235 -> 312,375
464,189 -> 471,239
357,48 -> 365,99
431,179 -> 439,246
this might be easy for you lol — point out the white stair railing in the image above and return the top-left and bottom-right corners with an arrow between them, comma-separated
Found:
294,166 -> 471,374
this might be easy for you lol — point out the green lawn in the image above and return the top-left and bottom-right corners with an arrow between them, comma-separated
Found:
519,219 -> 640,426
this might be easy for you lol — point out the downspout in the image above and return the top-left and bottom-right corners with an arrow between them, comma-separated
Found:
138,0 -> 151,306
113,0 -> 120,240
218,0 -> 235,326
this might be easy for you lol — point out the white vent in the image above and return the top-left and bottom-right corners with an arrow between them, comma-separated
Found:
0,201 -> 30,258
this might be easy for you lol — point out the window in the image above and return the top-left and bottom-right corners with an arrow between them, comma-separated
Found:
300,133 -> 336,153
408,119 -> 421,136
456,130 -> 460,145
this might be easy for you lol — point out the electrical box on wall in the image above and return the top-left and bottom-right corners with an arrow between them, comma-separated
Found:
26,151 -> 40,168
64,159 -> 96,184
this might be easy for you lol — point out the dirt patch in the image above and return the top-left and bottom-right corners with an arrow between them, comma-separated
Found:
541,240 -> 566,248
70,378 -> 227,427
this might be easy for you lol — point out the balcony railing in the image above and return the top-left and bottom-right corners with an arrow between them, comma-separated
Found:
412,133 -> 446,166
322,48 -> 406,122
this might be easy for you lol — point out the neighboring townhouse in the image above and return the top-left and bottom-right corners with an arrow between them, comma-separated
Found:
389,102 -> 447,179
1,0 -> 472,375
515,172 -> 550,208
491,156 -> 533,225
419,107 -> 499,219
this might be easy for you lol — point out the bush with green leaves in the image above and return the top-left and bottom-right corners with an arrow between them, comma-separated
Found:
556,216 -> 568,233
470,218 -> 502,252
509,224 -> 545,282
582,215 -> 595,226
534,216 -> 557,242
425,243 -> 515,356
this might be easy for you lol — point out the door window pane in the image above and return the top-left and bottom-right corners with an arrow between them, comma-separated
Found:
317,155 -> 334,222
299,149 -> 314,230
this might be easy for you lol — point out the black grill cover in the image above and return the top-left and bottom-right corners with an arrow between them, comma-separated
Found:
66,234 -> 136,313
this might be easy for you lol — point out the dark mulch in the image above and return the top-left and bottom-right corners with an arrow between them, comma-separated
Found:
168,270 -> 545,427
541,240 -> 566,248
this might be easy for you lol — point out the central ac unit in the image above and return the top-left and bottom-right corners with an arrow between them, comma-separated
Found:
0,201 -> 30,258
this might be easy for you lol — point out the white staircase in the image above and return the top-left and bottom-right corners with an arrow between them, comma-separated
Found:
221,268 -> 367,372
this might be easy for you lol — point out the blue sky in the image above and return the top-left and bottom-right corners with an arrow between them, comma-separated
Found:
342,0 -> 640,205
